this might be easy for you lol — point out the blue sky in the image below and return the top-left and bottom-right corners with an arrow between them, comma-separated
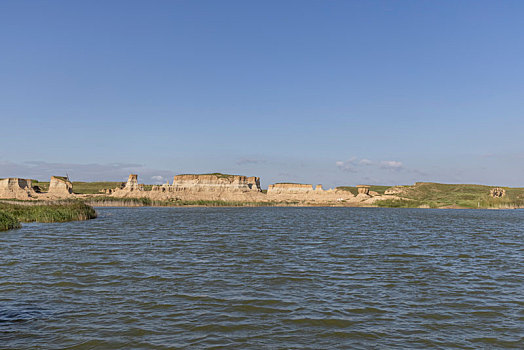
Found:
1,1 -> 523,187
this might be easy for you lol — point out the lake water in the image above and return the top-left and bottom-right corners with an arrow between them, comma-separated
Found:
1,207 -> 523,349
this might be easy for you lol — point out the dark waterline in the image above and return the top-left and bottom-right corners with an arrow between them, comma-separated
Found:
1,207 -> 523,349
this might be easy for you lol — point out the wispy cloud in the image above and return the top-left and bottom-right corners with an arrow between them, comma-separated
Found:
336,157 -> 358,172
236,158 -> 267,166
380,160 -> 403,170
151,175 -> 167,184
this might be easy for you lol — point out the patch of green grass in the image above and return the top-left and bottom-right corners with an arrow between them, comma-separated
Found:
0,211 -> 21,231
374,199 -> 429,208
32,180 -> 49,192
30,181 -> 124,194
0,201 -> 97,223
71,182 -> 125,194
375,182 -> 524,209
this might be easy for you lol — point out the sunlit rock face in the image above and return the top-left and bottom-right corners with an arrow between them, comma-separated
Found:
48,176 -> 73,198
124,174 -> 141,191
171,174 -> 261,192
267,183 -> 314,194
266,183 -> 355,202
356,185 -> 370,195
0,178 -> 36,199
112,173 -> 264,201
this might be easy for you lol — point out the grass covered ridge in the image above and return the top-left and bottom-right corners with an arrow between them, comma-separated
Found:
373,182 -> 524,209
0,201 -> 97,231
85,197 -> 291,207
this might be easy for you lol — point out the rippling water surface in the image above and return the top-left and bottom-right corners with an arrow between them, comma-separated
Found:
1,207 -> 523,349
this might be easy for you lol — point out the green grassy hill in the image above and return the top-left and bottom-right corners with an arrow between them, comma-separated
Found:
374,182 -> 524,208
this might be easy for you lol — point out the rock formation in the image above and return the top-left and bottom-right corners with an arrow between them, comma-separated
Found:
266,183 -> 354,202
384,186 -> 406,195
47,176 -> 73,197
107,173 -> 396,204
490,187 -> 506,198
125,174 -> 141,191
356,185 -> 370,195
112,173 -> 263,201
0,178 -> 36,199
171,174 -> 261,192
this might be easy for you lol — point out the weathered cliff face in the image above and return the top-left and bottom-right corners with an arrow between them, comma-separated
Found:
108,173 -> 388,204
47,176 -> 73,197
125,174 -> 141,191
171,174 -> 262,192
0,178 -> 36,199
356,185 -> 370,195
112,173 -> 263,201
267,183 -> 354,202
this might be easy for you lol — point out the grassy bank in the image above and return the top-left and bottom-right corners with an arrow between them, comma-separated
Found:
0,201 -> 97,231
85,197 -> 291,207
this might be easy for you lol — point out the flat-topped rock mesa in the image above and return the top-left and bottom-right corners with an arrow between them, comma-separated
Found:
267,183 -> 355,202
47,176 -> 74,197
111,173 -> 264,201
0,178 -> 36,199
171,174 -> 261,192
355,185 -> 372,199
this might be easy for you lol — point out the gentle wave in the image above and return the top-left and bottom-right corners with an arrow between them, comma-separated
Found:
0,207 -> 522,349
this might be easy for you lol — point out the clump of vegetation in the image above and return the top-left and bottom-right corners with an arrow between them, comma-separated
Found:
0,211 -> 21,231
84,197 -> 282,207
0,201 -> 97,229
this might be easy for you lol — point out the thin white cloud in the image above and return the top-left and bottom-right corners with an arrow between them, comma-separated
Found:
335,157 -> 358,172
380,160 -> 403,170
151,175 -> 166,184
236,158 -> 267,165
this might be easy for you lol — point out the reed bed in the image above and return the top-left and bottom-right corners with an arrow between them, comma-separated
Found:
0,201 -> 97,231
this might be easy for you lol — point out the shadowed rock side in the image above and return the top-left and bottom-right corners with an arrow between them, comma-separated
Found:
0,178 -> 36,199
